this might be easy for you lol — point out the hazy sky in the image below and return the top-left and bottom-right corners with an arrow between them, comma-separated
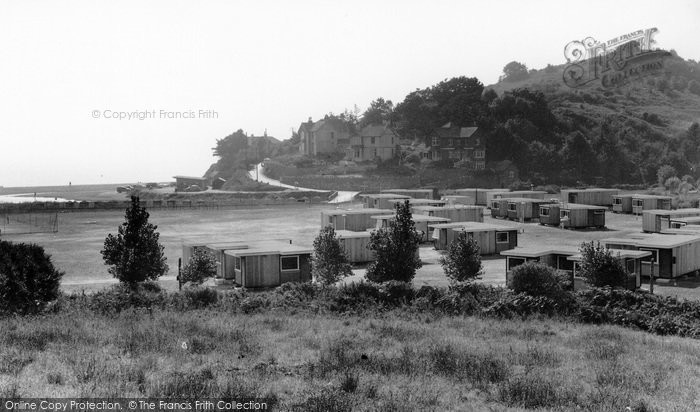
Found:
1,0 -> 699,187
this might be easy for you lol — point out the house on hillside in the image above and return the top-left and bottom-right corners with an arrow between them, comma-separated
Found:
426,123 -> 486,170
173,176 -> 208,192
346,123 -> 399,162
247,130 -> 280,156
298,117 -> 351,156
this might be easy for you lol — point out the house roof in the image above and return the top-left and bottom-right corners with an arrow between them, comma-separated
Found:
433,124 -> 479,138
311,117 -> 349,133
360,124 -> 395,137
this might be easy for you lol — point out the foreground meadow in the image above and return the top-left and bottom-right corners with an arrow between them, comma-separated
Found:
1,287 -> 699,411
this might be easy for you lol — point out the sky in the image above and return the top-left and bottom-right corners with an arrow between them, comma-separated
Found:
1,0 -> 699,187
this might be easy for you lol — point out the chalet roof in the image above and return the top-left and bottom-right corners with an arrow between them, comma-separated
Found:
643,208 -> 700,217
335,230 -> 373,239
501,246 -> 579,258
173,175 -> 207,181
567,249 -> 652,261
413,205 -> 483,211
670,216 -> 700,224
498,197 -> 552,203
561,188 -> 619,193
360,193 -> 411,199
389,198 -> 446,205
381,188 -> 434,194
429,221 -> 517,231
371,214 -> 450,223
603,233 -> 700,249
556,203 -> 607,210
630,194 -> 673,200
224,241 -> 312,257
321,208 -> 394,216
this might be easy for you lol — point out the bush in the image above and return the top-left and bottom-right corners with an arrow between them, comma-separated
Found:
312,226 -> 352,286
577,242 -> 629,288
509,261 -> 571,301
439,231 -> 483,283
0,240 -> 64,315
181,287 -> 219,309
180,249 -> 217,286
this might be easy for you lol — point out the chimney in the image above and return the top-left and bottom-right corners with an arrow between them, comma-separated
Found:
308,117 -> 312,123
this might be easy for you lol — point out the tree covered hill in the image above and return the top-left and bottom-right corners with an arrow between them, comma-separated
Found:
482,53 -> 700,185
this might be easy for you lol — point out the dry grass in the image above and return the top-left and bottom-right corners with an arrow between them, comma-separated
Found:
1,307 -> 699,410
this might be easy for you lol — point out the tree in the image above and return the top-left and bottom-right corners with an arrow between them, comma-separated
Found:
360,98 -> 394,128
101,196 -> 168,287
366,200 -> 422,283
312,226 -> 352,286
439,231 -> 482,283
180,248 -> 217,286
656,164 -> 677,186
0,240 -> 64,314
577,241 -> 629,288
500,61 -> 529,82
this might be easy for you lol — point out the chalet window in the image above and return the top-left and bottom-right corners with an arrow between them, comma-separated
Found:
371,137 -> 376,145
431,137 -> 439,146
281,256 -> 299,271
632,199 -> 643,207
331,132 -> 335,140
234,257 -> 241,271
508,171 -> 515,179
496,232 -> 509,243
670,222 -> 686,228
354,150 -> 360,158
448,139 -> 454,147
373,148 -> 378,157
508,257 -> 525,270
557,256 -> 574,271
491,201 -> 500,209
476,162 -> 485,170
474,150 -> 485,159
508,203 -> 517,211
560,210 -> 570,219
540,208 -> 549,216
594,210 -> 605,215
639,248 -> 659,263
613,198 -> 622,205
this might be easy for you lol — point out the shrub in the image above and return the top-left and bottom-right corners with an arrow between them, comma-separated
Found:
180,249 -> 217,286
366,200 -> 422,283
577,241 -> 629,288
181,287 -> 219,309
439,230 -> 483,283
0,240 -> 64,314
311,226 -> 352,286
508,261 -> 571,302
101,196 -> 168,287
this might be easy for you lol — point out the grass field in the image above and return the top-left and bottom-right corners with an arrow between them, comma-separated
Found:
1,305 -> 699,410
2,201 -> 700,299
